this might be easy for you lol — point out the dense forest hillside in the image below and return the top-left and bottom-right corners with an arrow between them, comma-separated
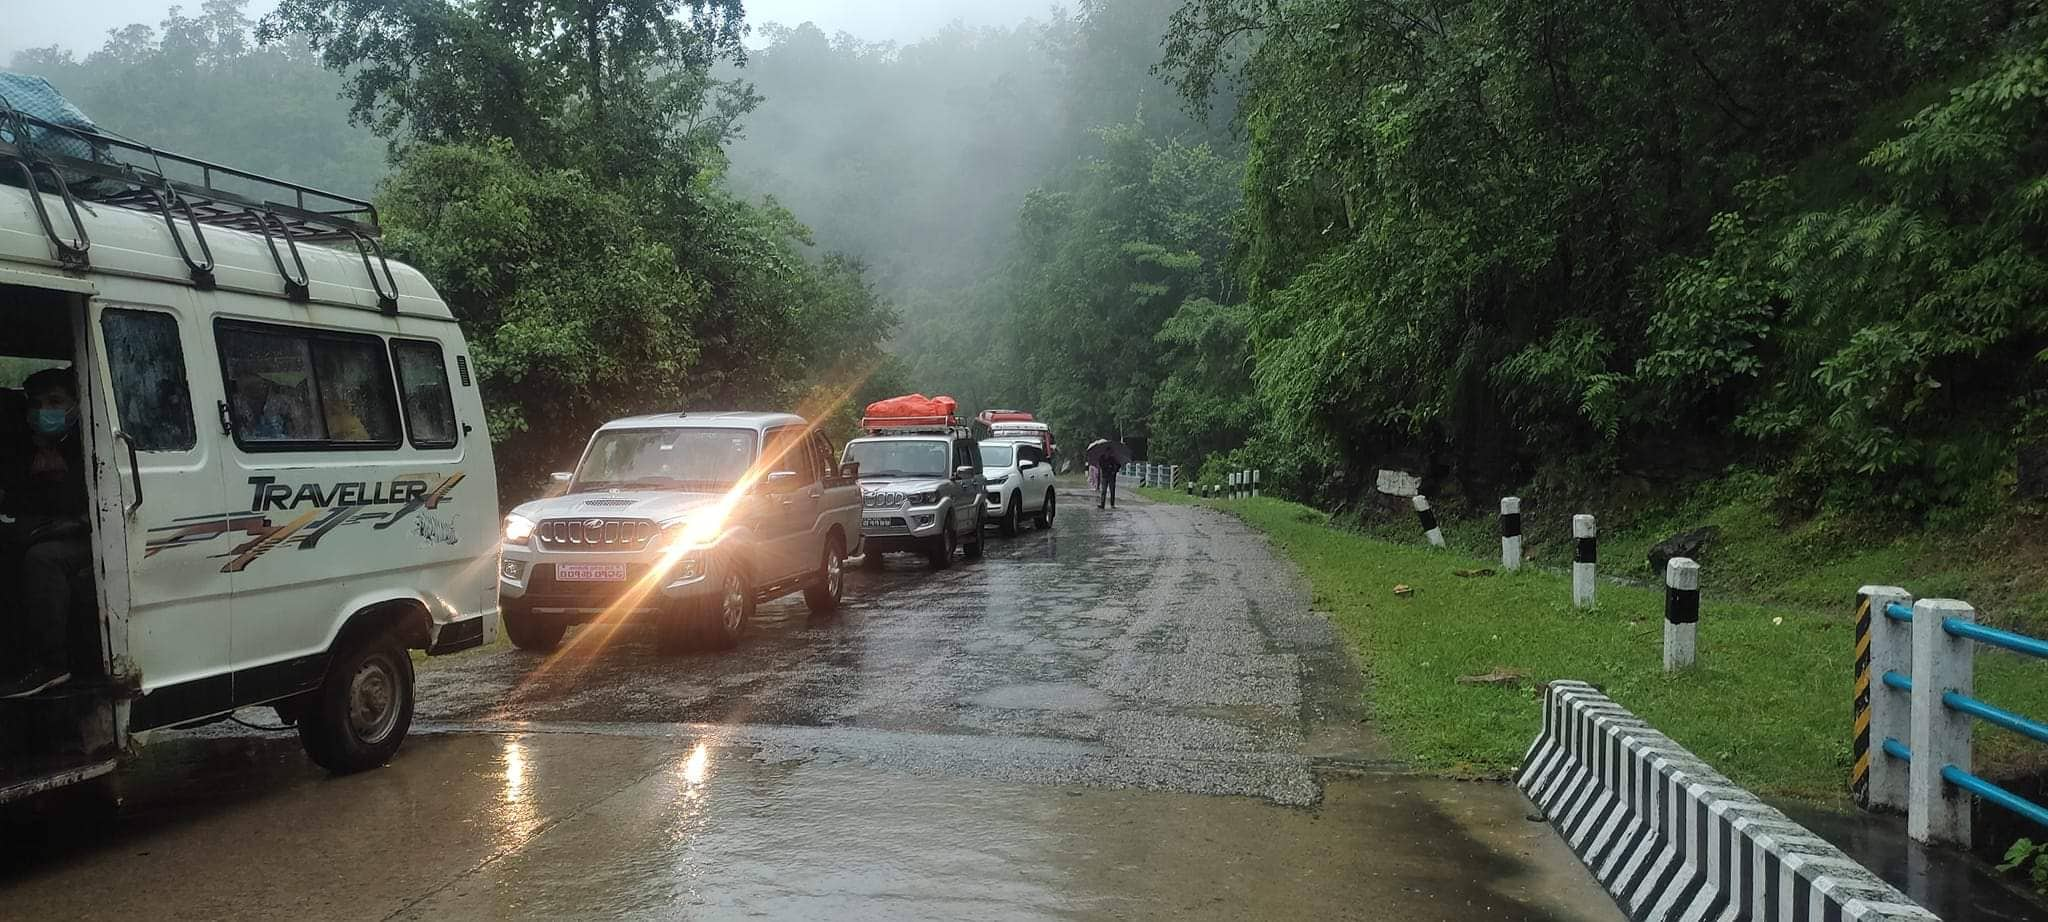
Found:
12,0 -> 2048,527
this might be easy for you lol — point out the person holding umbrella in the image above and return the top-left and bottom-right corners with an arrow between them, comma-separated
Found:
1086,438 -> 1131,510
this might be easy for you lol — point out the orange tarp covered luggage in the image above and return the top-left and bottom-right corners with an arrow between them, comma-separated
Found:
861,394 -> 960,431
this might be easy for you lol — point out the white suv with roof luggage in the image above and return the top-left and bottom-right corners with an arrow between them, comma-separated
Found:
980,438 -> 1056,536
499,412 -> 862,653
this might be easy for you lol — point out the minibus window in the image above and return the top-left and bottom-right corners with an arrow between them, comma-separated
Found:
390,339 -> 457,448
310,338 -> 401,444
219,326 -> 323,443
100,308 -> 195,451
217,321 -> 402,450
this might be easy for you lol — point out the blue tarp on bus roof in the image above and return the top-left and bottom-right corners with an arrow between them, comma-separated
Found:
0,71 -> 104,164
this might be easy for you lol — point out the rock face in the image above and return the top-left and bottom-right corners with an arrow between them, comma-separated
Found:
1648,525 -> 1720,577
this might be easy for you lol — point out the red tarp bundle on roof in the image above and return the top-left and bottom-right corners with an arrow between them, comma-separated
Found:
864,394 -> 958,422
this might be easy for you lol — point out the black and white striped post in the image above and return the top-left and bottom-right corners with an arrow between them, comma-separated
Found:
1571,514 -> 1597,609
1663,557 -> 1699,671
1499,496 -> 1522,571
1412,495 -> 1445,548
1251,469 -> 1261,498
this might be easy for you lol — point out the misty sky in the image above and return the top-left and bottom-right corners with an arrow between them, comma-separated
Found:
2,0 -> 1052,61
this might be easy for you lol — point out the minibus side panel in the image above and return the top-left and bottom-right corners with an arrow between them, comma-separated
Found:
208,300 -> 494,691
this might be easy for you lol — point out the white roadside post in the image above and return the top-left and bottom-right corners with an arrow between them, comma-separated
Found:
1413,495 -> 1445,548
1572,514 -> 1597,609
1860,585 -> 1914,813
1908,598 -> 1976,846
1663,558 -> 1699,671
1228,471 -> 1239,499
1252,469 -> 1261,498
1500,497 -> 1522,571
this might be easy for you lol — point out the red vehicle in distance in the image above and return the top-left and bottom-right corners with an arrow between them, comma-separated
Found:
976,410 -> 1056,461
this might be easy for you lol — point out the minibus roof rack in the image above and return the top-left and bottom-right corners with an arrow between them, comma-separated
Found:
0,105 -> 380,242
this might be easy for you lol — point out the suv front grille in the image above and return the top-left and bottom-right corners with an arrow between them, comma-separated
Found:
538,518 -> 657,551
863,491 -> 907,508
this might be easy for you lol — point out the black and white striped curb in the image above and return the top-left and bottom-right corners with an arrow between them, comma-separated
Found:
1517,681 -> 1939,921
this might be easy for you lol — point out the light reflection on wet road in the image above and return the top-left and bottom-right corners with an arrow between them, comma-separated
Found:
0,491 -> 1621,921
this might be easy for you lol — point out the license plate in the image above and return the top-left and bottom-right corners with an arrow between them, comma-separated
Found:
863,518 -> 899,529
555,563 -> 627,582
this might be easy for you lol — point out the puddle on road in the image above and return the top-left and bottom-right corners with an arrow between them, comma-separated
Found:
0,732 -> 1614,922
1783,803 -> 2048,922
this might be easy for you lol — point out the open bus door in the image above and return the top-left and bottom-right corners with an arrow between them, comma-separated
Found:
0,275 -> 131,803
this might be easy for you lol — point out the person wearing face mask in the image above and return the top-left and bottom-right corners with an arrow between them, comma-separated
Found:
0,367 -> 90,698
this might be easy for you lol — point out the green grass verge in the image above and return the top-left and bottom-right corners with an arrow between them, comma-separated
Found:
1142,487 -> 2048,804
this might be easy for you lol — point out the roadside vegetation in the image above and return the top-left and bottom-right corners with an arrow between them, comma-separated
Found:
1147,489 -> 2048,804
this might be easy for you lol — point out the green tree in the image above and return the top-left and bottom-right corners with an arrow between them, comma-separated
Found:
378,142 -> 705,487
1156,0 -> 2025,507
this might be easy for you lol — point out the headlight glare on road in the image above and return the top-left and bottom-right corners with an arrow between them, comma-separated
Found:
503,514 -> 537,543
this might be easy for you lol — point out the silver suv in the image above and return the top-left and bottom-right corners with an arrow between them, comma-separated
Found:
844,428 -> 987,569
499,412 -> 863,654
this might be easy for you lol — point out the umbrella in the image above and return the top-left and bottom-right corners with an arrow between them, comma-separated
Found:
1085,439 -> 1132,464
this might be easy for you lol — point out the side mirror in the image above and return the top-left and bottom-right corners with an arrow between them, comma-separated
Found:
839,462 -> 860,479
1019,459 -> 1038,470
550,471 -> 572,484
954,464 -> 976,479
765,470 -> 800,492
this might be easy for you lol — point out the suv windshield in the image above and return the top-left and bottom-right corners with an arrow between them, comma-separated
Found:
574,427 -> 757,491
980,443 -> 1015,467
846,439 -> 950,478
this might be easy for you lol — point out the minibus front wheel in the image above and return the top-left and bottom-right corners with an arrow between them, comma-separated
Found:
299,628 -> 415,774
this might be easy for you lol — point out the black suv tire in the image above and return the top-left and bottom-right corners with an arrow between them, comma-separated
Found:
1000,495 -> 1021,536
503,604 -> 566,652
928,513 -> 956,569
964,506 -> 986,559
805,534 -> 846,613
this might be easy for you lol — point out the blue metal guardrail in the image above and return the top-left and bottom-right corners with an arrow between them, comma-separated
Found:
1876,599 -> 2048,833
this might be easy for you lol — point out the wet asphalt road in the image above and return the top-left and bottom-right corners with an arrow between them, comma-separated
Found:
0,489 -> 1622,921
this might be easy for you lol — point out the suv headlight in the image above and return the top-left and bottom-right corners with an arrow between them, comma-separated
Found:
908,490 -> 940,506
986,474 -> 1009,485
504,514 -> 537,543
